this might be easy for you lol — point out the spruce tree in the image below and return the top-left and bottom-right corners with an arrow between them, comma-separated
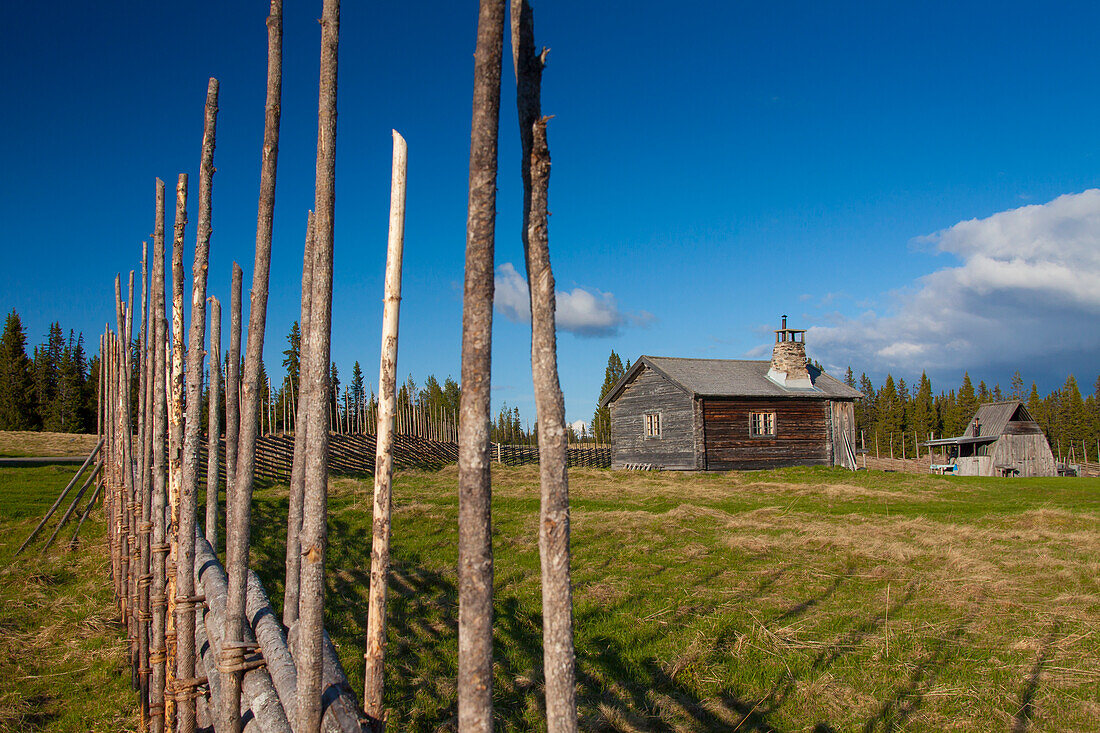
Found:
592,350 -> 625,443
876,375 -> 904,452
977,380 -> 991,403
957,373 -> 978,430
911,371 -> 936,441
857,373 -> 876,435
350,361 -> 365,418
34,323 -> 65,429
0,309 -> 35,430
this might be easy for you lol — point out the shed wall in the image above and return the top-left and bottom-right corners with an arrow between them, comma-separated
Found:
702,398 -> 829,470
990,434 -> 1057,477
609,366 -> 696,469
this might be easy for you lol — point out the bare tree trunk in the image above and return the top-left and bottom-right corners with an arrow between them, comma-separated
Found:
226,263 -> 243,504
284,211 -> 315,629
511,4 -> 577,727
176,77 -> 220,733
297,2 -> 339,730
225,3 -> 282,730
150,178 -> 169,733
206,296 -> 222,551
458,3 -> 505,731
363,131 -> 408,729
167,171 -> 189,732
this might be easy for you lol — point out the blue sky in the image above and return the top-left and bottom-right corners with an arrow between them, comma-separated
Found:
2,1 -> 1099,427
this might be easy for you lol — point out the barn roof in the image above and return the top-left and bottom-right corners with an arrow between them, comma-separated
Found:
964,400 -> 1033,437
923,400 -> 1037,446
599,356 -> 862,407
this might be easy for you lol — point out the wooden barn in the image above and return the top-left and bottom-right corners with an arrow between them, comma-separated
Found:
599,318 -> 862,470
924,401 -> 1056,477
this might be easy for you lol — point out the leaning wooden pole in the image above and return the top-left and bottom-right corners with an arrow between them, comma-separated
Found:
511,3 -> 578,727
206,296 -> 222,551
167,171 -> 189,732
149,178 -> 170,733
224,2 -> 282,730
457,2 -> 506,730
297,1 -> 339,729
284,211 -> 315,628
362,130 -> 408,728
15,439 -> 102,555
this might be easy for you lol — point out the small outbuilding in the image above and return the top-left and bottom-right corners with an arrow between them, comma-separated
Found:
599,318 -> 862,471
924,401 -> 1056,477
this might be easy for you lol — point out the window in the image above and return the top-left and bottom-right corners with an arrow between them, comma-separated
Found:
750,411 -> 776,437
644,412 -> 662,438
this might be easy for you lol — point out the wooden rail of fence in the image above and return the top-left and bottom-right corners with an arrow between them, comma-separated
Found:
197,432 -> 461,483
494,442 -> 611,469
196,434 -> 610,481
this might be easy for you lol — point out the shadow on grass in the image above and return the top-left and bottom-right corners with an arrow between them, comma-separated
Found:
1010,620 -> 1060,733
238,487 -> 968,732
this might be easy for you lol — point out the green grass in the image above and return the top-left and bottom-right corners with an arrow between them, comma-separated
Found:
3,464 -> 1099,731
0,466 -> 136,732
245,466 -> 1098,732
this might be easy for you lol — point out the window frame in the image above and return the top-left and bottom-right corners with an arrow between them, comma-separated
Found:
749,410 -> 777,438
643,412 -> 662,439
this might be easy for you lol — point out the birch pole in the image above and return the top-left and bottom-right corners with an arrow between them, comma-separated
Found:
297,1 -> 339,729
363,130 -> 408,727
511,3 -> 577,727
224,2 -> 282,729
138,241 -> 152,727
166,171 -> 189,732
149,178 -> 170,733
284,211 -> 315,628
225,263 -> 243,503
175,77 -> 219,733
206,296 -> 222,551
458,2 -> 506,730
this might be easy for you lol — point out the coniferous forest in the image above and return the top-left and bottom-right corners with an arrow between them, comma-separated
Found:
0,309 -> 98,433
4,306 -> 1099,462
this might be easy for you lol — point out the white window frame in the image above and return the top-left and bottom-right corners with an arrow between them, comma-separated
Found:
643,412 -> 662,438
750,411 -> 776,437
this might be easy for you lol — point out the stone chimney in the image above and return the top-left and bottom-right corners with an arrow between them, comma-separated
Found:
767,315 -> 814,388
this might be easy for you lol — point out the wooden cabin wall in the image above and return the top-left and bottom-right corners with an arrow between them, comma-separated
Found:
991,433 -> 1057,477
702,398 -> 829,470
609,366 -> 696,469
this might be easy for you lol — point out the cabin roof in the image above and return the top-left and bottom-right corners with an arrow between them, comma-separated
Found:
600,355 -> 863,407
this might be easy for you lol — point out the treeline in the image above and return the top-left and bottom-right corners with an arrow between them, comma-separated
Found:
0,310 -> 98,432
844,368 -> 1100,458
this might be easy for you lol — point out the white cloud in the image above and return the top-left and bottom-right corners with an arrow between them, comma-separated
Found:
493,263 -> 653,338
809,190 -> 1100,376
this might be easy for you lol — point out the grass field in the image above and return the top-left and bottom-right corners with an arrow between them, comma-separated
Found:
2,464 -> 1098,731
0,431 -> 98,458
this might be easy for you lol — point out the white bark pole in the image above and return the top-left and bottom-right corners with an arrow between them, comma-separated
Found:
363,130 -> 407,728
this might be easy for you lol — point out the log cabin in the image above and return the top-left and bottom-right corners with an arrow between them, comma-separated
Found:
923,401 -> 1056,476
600,318 -> 862,470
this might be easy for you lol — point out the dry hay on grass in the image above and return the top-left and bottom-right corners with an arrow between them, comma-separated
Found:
0,431 -> 98,458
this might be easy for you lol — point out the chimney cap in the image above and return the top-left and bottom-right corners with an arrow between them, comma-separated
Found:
774,315 -> 806,342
